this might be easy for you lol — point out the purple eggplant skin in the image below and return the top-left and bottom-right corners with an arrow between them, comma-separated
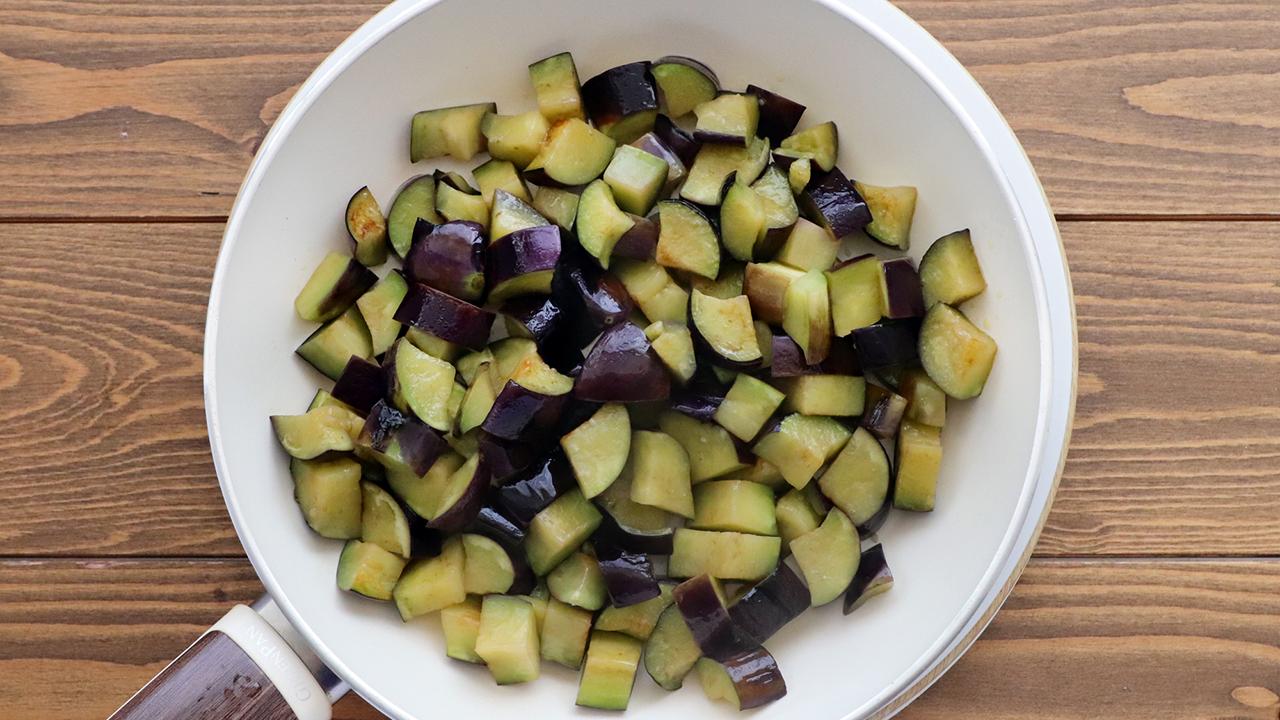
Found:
798,167 -> 871,239
425,453 -> 490,535
881,258 -> 925,319
595,537 -> 661,607
575,322 -> 672,403
502,295 -> 564,346
487,225 -> 563,296
466,504 -> 537,594
862,386 -> 907,440
403,220 -> 486,302
581,61 -> 659,129
690,323 -> 763,373
728,563 -> 809,645
611,214 -> 660,261
714,647 -> 789,710
331,356 -> 386,415
359,399 -> 407,454
477,434 -> 538,483
481,380 -> 569,442
673,575 -> 753,662
745,84 -> 806,145
844,544 -> 894,615
408,523 -> 445,558
359,400 -> 447,476
556,397 -> 604,436
670,390 -> 724,422
770,335 -> 861,378
858,498 -> 892,538
495,452 -> 572,528
572,269 -> 634,329
852,319 -> 921,371
630,134 -> 687,195
594,512 -> 675,556
653,114 -> 702,167
394,282 -> 496,351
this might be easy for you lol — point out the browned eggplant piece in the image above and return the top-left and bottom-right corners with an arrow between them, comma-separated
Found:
575,322 -> 672,403
881,257 -> 925,319
581,62 -> 660,142
673,574 -> 752,661
426,454 -> 490,534
594,512 -> 675,556
358,400 -> 447,477
698,647 -> 788,710
769,335 -> 860,378
331,356 -> 385,415
844,543 -> 893,614
745,84 -> 806,145
482,380 -> 569,441
653,114 -> 702,167
852,319 -> 921,371
394,282 -> 495,351
798,166 -> 870,239
486,225 -> 563,303
477,434 -> 537,483
727,562 -> 809,645
595,536 -> 661,607
403,220 -> 486,302
495,451 -> 573,528
611,214 -> 660,262
861,384 -> 908,440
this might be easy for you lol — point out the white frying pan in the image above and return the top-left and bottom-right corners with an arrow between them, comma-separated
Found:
111,0 -> 1075,717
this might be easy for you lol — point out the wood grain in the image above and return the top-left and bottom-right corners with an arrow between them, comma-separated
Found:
4,558 -> 1278,720
1,221 -> 1274,558
1,1 -> 1278,217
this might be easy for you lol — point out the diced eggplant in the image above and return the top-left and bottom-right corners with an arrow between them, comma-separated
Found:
713,374 -> 784,441
548,550 -> 608,610
680,136 -> 770,206
358,400 -> 447,477
489,188 -> 550,242
575,322 -> 672,403
354,271 -> 408,356
529,51 -> 585,123
790,507 -> 859,606
577,631 -> 644,711
581,61 -> 659,143
625,429 -> 695,518
788,156 -> 812,194
651,56 -> 719,118
425,453 -> 489,534
387,176 -> 442,258
603,144 -> 669,216
750,165 -> 800,253
645,321 -> 698,384
743,262 -> 803,326
455,348 -> 494,387
719,176 -> 766,262
644,605 -> 702,690
843,543 -> 894,614
465,503 -> 528,553
728,562 -> 808,644
294,251 -> 378,323
475,594 -> 541,684
692,261 -> 746,300
270,405 -> 361,459
919,229 -> 987,307
630,132 -> 687,195
404,326 -> 462,363
655,199 -> 720,280
393,535 -> 465,620
531,185 -> 580,231
862,383 -> 907,439
394,282 -> 495,351
481,355 -> 573,441
918,303 -> 997,398
900,368 -> 947,427
495,451 -> 571,527
658,410 -> 748,482
477,434 -> 538,484
798,166 -> 870,239
487,337 -> 539,387
691,290 -> 762,369
775,217 -> 839,272
669,529 -> 781,582
541,596 -> 593,669
672,575 -> 752,661
595,536 -> 661,607
457,363 -> 497,433
610,213 -> 659,262
691,480 -> 777,535
480,110 -> 550,169
612,259 -> 690,324
329,356 -> 383,415
384,451 -> 462,523
473,158 -> 531,204
441,596 -> 483,663
779,121 -> 838,171
290,456 -> 362,539
402,220 -> 486,303
693,93 -> 759,145
345,186 -> 388,267
880,257 -> 925,319
818,427 -> 890,527
306,388 -> 353,413
561,403 -> 631,498
337,539 -> 406,601
525,488 -> 604,576
828,254 -> 884,336
409,102 -> 495,162
385,338 -> 456,431
894,419 -> 942,511
782,270 -> 832,365
781,374 -> 865,417
738,456 -> 788,491
434,177 -> 489,229
461,532 -> 515,595
775,487 -> 821,554
558,259 -> 635,331
855,181 -> 917,250
745,84 -> 806,145
525,118 -> 617,187
649,115 -> 699,168
576,179 -> 635,268
694,648 -> 787,710
486,225 -> 562,303
853,319 -> 921,371
501,294 -> 564,346
596,583 -> 675,641
296,306 -> 373,380
769,335 -> 859,378
753,414 -> 850,489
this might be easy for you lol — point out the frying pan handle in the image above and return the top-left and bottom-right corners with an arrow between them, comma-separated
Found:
108,596 -> 348,720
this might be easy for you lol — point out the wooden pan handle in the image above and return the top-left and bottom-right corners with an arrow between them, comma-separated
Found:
109,603 -> 340,720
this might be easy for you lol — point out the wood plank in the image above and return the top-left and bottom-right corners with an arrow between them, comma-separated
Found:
0,221 -> 1276,557
1,1 -> 1279,217
4,558 -> 1280,719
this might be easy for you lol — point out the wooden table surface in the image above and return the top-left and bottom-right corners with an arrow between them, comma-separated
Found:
1,1 -> 1278,718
